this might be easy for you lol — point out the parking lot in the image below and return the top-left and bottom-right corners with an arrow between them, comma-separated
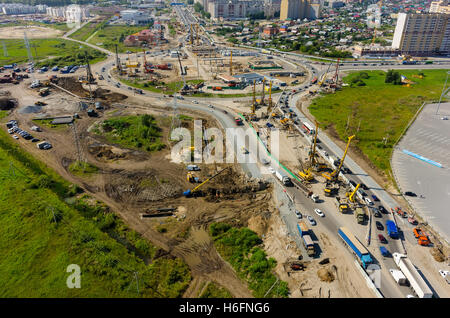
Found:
392,102 -> 450,243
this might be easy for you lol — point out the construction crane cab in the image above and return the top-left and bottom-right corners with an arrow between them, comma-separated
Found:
298,169 -> 313,182
324,182 -> 339,197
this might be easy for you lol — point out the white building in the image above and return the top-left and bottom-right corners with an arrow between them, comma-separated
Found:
120,9 -> 152,25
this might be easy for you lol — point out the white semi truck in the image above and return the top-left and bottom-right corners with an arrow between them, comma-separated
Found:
393,253 -> 433,298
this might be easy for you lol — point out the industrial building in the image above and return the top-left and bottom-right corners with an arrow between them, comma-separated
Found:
430,0 -> 450,14
392,12 -> 450,55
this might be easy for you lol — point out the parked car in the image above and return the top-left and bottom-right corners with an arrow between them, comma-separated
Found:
404,191 -> 417,197
12,135 -> 19,140
380,246 -> 389,257
373,209 -> 381,218
371,194 -> 379,201
349,180 -> 357,187
307,215 -> 316,225
360,183 -> 368,190
358,189 -> 367,197
342,167 -> 352,174
294,210 -> 302,219
378,205 -> 387,214
364,197 -> 373,205
378,234 -> 387,244
376,221 -> 384,230
314,208 -> 325,217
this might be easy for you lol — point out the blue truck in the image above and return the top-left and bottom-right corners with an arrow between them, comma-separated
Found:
338,227 -> 373,269
386,220 -> 399,239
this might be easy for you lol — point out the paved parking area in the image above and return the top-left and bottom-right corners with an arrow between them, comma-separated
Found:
392,102 -> 450,243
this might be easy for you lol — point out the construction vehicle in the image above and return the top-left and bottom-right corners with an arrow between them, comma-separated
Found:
297,222 -> 315,257
186,172 -> 200,183
334,196 -> 350,213
142,49 -> 154,73
39,87 -> 50,96
324,182 -> 339,197
298,169 -> 313,182
346,183 -> 360,203
338,227 -> 373,269
413,227 -> 430,246
318,62 -> 333,86
183,167 -> 229,197
355,207 -> 365,224
322,135 -> 355,182
35,101 -> 47,106
393,253 -> 433,298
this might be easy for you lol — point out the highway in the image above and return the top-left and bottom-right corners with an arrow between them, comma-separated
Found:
58,18 -> 443,297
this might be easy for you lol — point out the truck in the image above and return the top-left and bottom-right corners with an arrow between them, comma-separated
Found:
338,227 -> 373,269
355,207 -> 365,224
412,227 -> 430,246
311,76 -> 318,84
39,87 -> 50,96
393,253 -> 433,298
297,222 -> 315,257
386,220 -> 399,239
334,196 -> 349,213
234,117 -> 243,126
275,169 -> 291,186
389,269 -> 407,285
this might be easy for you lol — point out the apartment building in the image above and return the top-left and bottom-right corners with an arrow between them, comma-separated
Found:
279,0 -> 320,21
430,0 -> 450,14
392,12 -> 450,55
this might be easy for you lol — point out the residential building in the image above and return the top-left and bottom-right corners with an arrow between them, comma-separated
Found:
430,1 -> 450,14
207,0 -> 248,20
392,12 -> 450,55
279,0 -> 320,20
1,4 -> 47,15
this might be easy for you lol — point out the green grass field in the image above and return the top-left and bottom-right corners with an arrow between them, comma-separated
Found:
199,282 -> 233,298
87,25 -> 148,53
309,69 -> 447,174
68,161 -> 99,177
0,126 -> 191,297
0,38 -> 106,67
210,223 -> 289,298
97,114 -> 166,152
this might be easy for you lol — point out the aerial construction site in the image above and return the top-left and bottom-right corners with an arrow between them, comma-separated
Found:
0,1 -> 449,303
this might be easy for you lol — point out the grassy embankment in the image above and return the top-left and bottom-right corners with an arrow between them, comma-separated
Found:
87,25 -> 148,53
94,114 -> 166,152
0,124 -> 191,297
0,21 -> 70,32
0,38 -> 106,67
309,69 -> 447,175
210,223 -> 289,298
199,282 -> 233,298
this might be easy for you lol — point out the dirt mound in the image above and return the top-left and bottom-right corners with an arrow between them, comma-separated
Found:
430,247 -> 446,262
247,214 -> 268,236
105,169 -> 183,204
57,77 -> 89,97
317,267 -> 335,282
0,97 -> 16,110
87,141 -> 147,162
93,88 -> 127,103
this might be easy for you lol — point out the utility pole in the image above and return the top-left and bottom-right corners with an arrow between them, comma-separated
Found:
2,41 -> 8,57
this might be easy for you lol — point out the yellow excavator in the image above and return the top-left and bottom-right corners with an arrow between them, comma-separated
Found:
183,167 -> 229,197
322,135 -> 355,182
346,183 -> 360,203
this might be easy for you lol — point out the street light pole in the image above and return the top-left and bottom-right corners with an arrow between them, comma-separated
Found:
436,70 -> 450,115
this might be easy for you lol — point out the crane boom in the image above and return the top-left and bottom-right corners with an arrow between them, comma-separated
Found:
347,184 -> 360,203
322,135 -> 355,181
319,62 -> 333,86
183,167 -> 229,196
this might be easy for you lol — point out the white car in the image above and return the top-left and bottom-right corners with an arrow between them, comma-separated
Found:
314,208 -> 324,217
12,135 -> 19,140
294,210 -> 302,219
364,197 -> 373,206
193,100 -> 198,104
307,215 -> 316,225
441,116 -> 448,120
208,104 -> 214,108
268,167 -> 275,174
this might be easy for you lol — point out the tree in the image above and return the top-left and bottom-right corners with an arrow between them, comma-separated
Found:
385,70 -> 402,85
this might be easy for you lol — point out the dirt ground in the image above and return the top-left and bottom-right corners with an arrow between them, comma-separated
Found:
1,78 -> 276,298
0,26 -> 63,39
262,208 -> 375,298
